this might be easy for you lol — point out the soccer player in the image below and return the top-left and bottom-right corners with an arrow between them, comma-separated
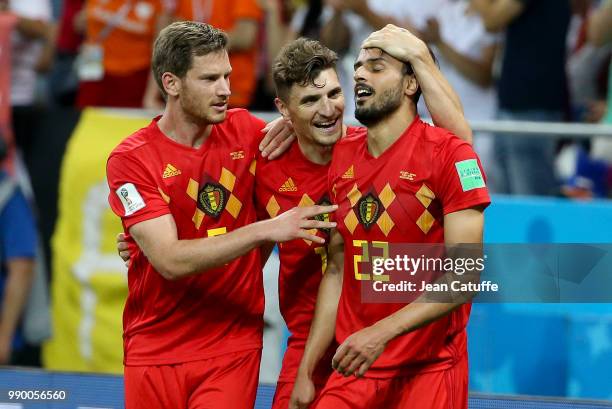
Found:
290,25 -> 491,409
258,32 -> 473,408
255,39 -> 344,409
106,22 -> 336,409
116,29 -> 473,409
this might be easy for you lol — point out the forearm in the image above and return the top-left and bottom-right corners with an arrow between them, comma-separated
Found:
411,52 -> 472,143
376,208 -> 484,342
298,267 -> 342,377
0,259 -> 35,340
436,40 -> 492,87
376,301 -> 461,341
320,11 -> 351,53
143,219 -> 272,280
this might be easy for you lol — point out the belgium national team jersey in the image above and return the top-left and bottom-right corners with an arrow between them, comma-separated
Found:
107,109 -> 265,366
329,118 -> 491,378
254,141 -> 335,384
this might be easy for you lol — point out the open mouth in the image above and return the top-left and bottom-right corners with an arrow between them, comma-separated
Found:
355,84 -> 374,102
313,117 -> 340,133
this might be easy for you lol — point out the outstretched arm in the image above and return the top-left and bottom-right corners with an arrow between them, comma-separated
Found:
129,204 -> 337,281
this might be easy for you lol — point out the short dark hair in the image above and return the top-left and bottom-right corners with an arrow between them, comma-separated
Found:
400,45 -> 438,104
273,38 -> 338,102
152,21 -> 228,98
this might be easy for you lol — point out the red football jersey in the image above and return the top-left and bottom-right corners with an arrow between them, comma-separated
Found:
254,141 -> 335,383
329,118 -> 491,378
107,109 -> 265,366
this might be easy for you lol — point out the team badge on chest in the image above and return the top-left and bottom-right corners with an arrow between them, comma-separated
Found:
198,183 -> 227,218
357,193 -> 382,229
315,197 -> 332,233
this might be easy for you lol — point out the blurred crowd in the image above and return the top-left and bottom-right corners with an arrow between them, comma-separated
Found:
0,0 -> 611,367
2,0 -> 612,195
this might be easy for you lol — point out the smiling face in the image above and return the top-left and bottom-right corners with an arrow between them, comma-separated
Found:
176,51 -> 232,124
353,48 -> 418,126
278,68 -> 344,147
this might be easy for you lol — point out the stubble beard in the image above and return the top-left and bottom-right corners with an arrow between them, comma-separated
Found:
355,86 -> 403,127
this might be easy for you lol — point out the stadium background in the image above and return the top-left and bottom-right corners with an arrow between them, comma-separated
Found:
2,0 -> 612,408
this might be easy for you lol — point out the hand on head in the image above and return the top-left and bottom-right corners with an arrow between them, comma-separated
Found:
361,24 -> 429,64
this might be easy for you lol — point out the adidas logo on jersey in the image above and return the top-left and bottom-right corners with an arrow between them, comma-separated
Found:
279,177 -> 298,192
163,164 -> 181,178
341,165 -> 354,179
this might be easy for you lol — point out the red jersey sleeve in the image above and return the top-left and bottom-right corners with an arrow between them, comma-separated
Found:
434,135 -> 491,215
239,111 -> 266,152
107,152 -> 171,230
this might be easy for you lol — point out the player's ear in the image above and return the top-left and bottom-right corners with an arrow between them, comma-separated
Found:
274,97 -> 290,120
404,74 -> 419,100
162,72 -> 181,98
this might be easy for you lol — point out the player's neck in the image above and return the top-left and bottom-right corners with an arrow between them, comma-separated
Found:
297,137 -> 332,165
158,106 -> 213,148
366,106 -> 416,158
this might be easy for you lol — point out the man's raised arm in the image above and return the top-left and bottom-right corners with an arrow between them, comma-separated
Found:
362,24 -> 473,143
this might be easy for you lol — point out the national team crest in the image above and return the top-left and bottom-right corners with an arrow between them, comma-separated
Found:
357,193 -> 381,229
315,197 -> 332,233
198,183 -> 227,217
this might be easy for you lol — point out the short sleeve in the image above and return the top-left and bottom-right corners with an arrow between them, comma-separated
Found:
107,153 -> 171,231
434,136 -> 491,215
0,189 -> 37,260
234,0 -> 263,21
246,112 -> 268,150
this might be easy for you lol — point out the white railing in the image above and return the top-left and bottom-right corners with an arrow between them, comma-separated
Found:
254,113 -> 612,138
103,108 -> 612,139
